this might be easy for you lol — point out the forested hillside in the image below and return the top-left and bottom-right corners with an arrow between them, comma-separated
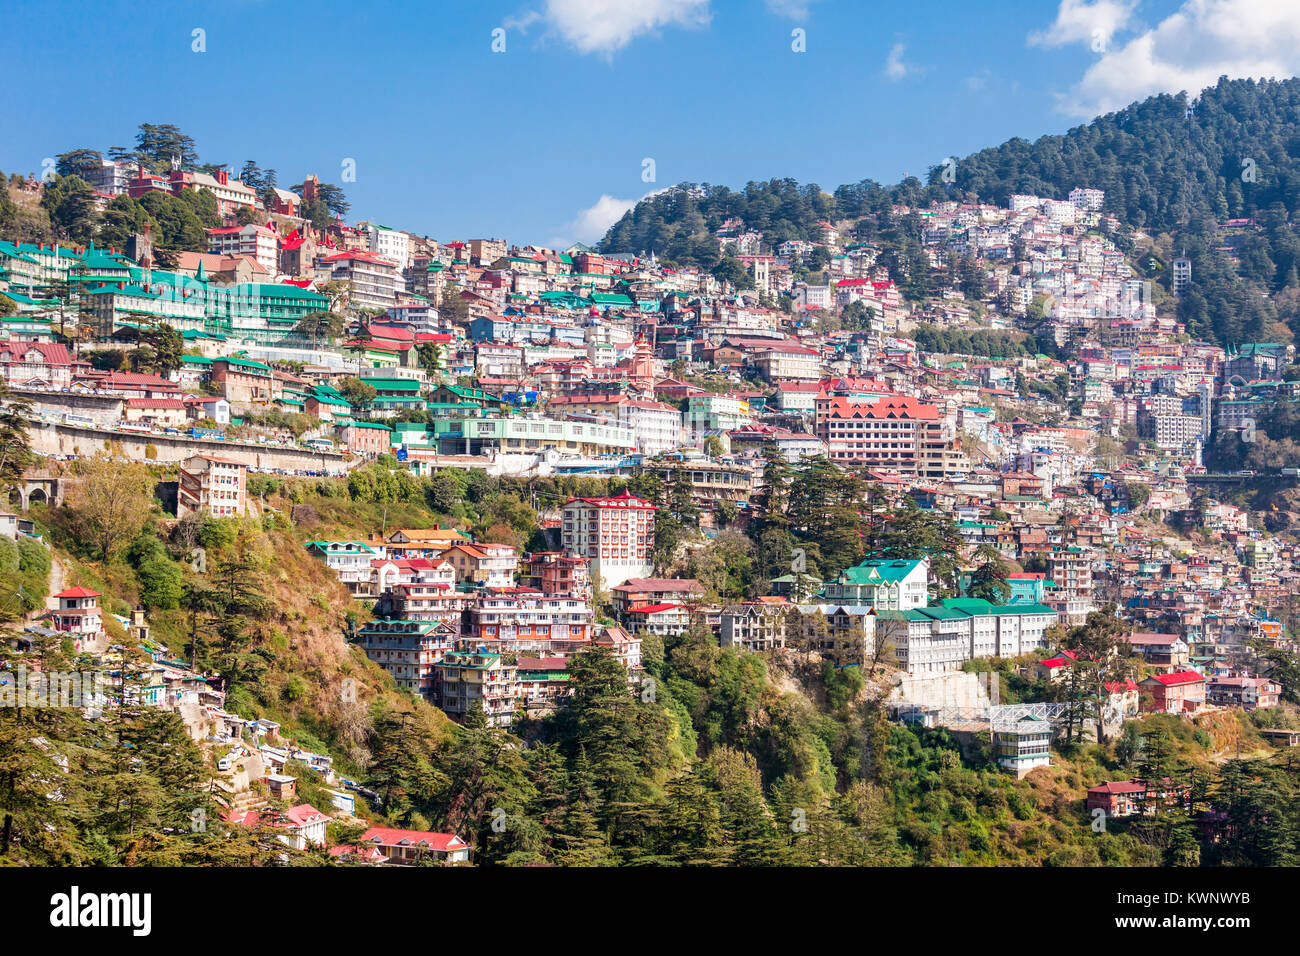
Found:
600,77 -> 1300,346
7,460 -> 1300,866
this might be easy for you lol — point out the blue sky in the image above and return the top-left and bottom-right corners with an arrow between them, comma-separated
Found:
3,0 -> 1294,247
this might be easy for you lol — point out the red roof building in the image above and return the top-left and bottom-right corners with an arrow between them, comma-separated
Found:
1139,671 -> 1208,714
224,803 -> 328,850
42,587 -> 104,654
0,341 -> 72,388
560,491 -> 656,589
816,395 -> 953,477
357,827 -> 470,864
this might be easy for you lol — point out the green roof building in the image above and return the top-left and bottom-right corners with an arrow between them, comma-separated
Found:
821,558 -> 929,611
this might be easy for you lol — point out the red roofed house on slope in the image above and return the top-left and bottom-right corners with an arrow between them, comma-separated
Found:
610,577 -> 704,618
1139,671 -> 1208,714
83,370 -> 183,398
356,827 -> 471,864
1087,778 -> 1192,817
517,656 -> 572,714
438,543 -> 518,589
1104,678 -> 1141,719
123,396 -> 188,428
592,624 -> 642,671
329,843 -> 387,864
1033,649 -> 1078,683
42,587 -> 106,654
224,803 -> 328,850
1086,781 -> 1147,818
624,603 -> 691,637
0,341 -> 72,388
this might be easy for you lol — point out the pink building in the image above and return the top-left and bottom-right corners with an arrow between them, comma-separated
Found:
1139,671 -> 1208,714
341,421 -> 392,457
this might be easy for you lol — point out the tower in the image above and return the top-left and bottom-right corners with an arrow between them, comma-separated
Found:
631,338 -> 654,395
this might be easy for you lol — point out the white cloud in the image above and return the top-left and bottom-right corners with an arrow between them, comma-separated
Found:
884,42 -> 914,81
965,69 -> 992,91
1028,0 -> 1138,50
553,192 -> 652,247
1037,0 -> 1300,118
507,0 -> 711,57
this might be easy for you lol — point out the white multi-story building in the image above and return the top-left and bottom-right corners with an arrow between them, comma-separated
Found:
435,648 -> 518,727
560,491 -> 656,589
1068,188 -> 1105,212
366,224 -> 411,270
470,587 -> 594,652
792,283 -> 833,310
178,454 -> 246,518
1046,547 -> 1094,625
751,343 -> 823,381
720,602 -> 788,652
207,224 -> 279,275
359,619 -> 456,700
90,159 -> 133,196
547,395 -> 684,455
883,599 -> 1058,675
321,251 -> 400,310
996,716 -> 1053,777
305,541 -> 387,595
685,394 -> 754,434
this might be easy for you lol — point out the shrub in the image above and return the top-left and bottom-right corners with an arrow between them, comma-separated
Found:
136,555 -> 183,610
0,537 -> 18,575
198,516 -> 239,553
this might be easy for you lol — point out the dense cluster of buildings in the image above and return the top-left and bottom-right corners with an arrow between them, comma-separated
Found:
4,160 -> 1298,793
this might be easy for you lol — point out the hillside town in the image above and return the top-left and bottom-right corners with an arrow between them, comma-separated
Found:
3,131 -> 1300,870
